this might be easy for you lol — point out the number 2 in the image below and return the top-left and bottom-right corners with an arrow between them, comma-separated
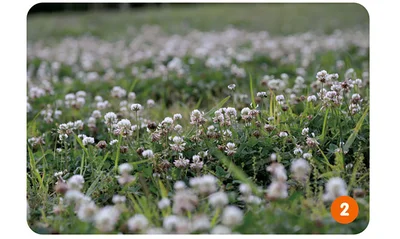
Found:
340,202 -> 350,216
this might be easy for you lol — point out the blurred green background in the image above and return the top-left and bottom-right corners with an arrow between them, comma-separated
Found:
28,3 -> 369,42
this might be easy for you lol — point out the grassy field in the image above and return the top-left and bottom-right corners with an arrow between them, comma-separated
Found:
28,3 -> 369,41
27,3 -> 369,234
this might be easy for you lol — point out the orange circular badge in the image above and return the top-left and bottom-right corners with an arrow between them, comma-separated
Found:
330,196 -> 359,224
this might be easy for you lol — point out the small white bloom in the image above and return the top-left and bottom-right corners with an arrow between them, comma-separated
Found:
112,195 -> 126,204
276,95 -> 285,103
279,131 -> 288,137
191,214 -> 210,232
109,139 -> 118,145
301,127 -> 309,136
128,92 -> 136,100
228,84 -> 236,90
77,201 -> 97,222
142,149 -> 154,159
307,95 -> 317,102
173,113 -> 182,120
127,214 -> 149,232
239,184 -> 252,196
267,181 -> 288,199
147,99 -> 155,107
293,147 -> 303,156
225,142 -> 237,156
222,206 -> 243,227
174,181 -> 186,191
208,191 -> 228,208
323,177 -> 347,201
257,91 -> 267,97
94,206 -> 120,232
67,175 -> 85,191
118,163 -> 133,175
303,153 -> 312,159
131,103 -> 143,111
290,158 -> 311,182
82,136 -> 94,146
158,198 -> 171,210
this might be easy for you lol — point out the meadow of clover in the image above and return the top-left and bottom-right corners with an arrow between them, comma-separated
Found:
26,4 -> 370,234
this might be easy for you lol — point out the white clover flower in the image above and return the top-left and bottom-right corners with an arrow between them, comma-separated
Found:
290,158 -> 311,182
239,183 -> 252,196
190,155 -> 204,170
128,92 -> 136,100
65,93 -> 76,101
173,113 -> 182,120
104,112 -> 117,125
170,136 -> 186,152
267,162 -> 287,182
109,139 -> 118,145
94,95 -> 103,102
117,119 -> 131,129
228,84 -> 236,90
355,78 -> 362,86
240,107 -> 251,116
64,190 -> 84,205
276,94 -> 285,103
111,86 -> 127,98
67,175 -> 85,191
76,90 -> 86,98
279,131 -> 288,137
147,99 -> 155,107
142,149 -> 154,159
94,206 -> 120,232
191,214 -> 210,232
157,198 -> 171,210
174,181 -> 186,191
88,117 -> 96,128
190,109 -> 206,125
118,163 -> 133,175
266,181 -> 288,200
323,177 -> 347,201
172,189 -> 199,215
316,70 -> 328,82
243,195 -> 262,205
82,136 -> 94,146
257,91 -> 267,97
208,191 -> 228,208
131,103 -> 143,111
293,146 -> 303,156
77,201 -> 97,222
225,142 -> 237,156
189,175 -> 218,195
174,155 -> 190,168
54,110 -> 62,118
174,124 -> 183,133
112,195 -> 126,204
163,215 -> 180,232
163,215 -> 189,233
127,214 -> 149,232
303,153 -> 312,159
162,117 -> 174,125
222,206 -> 243,227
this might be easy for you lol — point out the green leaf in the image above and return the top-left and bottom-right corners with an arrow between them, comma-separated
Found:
343,106 -> 369,153
85,172 -> 103,197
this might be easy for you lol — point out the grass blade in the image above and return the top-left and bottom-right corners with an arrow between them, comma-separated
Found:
343,106 -> 369,153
